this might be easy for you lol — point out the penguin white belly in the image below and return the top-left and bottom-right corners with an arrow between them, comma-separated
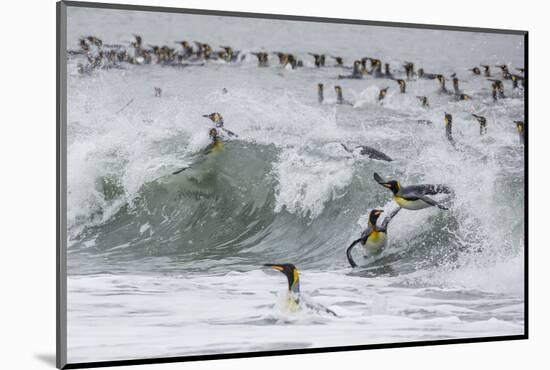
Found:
394,196 -> 431,210
363,231 -> 387,255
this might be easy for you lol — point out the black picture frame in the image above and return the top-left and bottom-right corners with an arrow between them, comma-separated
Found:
56,1 -> 528,368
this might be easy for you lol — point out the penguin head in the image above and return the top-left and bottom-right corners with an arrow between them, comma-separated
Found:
472,114 -> 486,124
318,83 -> 324,92
444,112 -> 453,126
436,74 -> 445,84
203,113 -> 223,126
369,209 -> 384,225
264,263 -> 300,294
208,128 -> 219,141
385,181 -> 400,194
334,85 -> 342,93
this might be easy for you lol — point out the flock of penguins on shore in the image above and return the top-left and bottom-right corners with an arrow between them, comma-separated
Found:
72,34 -> 526,315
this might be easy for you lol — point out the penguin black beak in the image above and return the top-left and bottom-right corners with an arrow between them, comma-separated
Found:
373,172 -> 385,185
263,264 -> 283,272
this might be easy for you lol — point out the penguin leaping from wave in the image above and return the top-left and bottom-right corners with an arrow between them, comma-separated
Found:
346,208 -> 400,268
172,127 -> 224,175
202,112 -> 237,137
374,172 -> 452,210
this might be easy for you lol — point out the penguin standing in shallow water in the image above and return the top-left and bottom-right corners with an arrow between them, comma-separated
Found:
263,264 -> 337,316
374,172 -> 452,210
346,209 -> 400,268
472,114 -> 488,135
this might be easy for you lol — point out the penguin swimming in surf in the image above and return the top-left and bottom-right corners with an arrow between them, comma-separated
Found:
369,59 -> 384,78
472,114 -> 487,135
331,56 -> 344,66
340,143 -> 392,161
335,86 -> 353,105
496,64 -> 511,79
450,75 -> 471,100
417,96 -> 429,108
263,264 -> 337,316
403,62 -> 415,80
452,75 -> 461,94
394,79 -> 406,93
444,112 -> 455,144
378,87 -> 389,101
318,83 -> 324,104
219,45 -> 239,62
374,172 -> 452,211
489,79 -> 505,100
308,53 -> 325,67
338,60 -> 362,79
175,40 -> 194,59
418,68 -> 438,80
252,52 -> 269,67
511,74 -> 525,89
436,74 -> 450,94
515,121 -> 525,144
469,66 -> 481,75
202,113 -> 237,137
346,209 -> 401,267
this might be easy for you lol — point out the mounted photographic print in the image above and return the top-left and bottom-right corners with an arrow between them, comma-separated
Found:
57,1 -> 527,368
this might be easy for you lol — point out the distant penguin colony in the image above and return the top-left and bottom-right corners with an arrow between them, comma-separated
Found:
71,33 -> 525,305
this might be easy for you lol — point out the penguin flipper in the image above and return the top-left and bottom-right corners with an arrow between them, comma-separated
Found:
172,167 -> 188,175
340,143 -> 353,153
408,184 -> 453,195
417,195 -> 449,210
346,238 -> 363,268
357,146 -> 392,161
373,172 -> 386,185
222,127 -> 238,137
381,206 -> 401,230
